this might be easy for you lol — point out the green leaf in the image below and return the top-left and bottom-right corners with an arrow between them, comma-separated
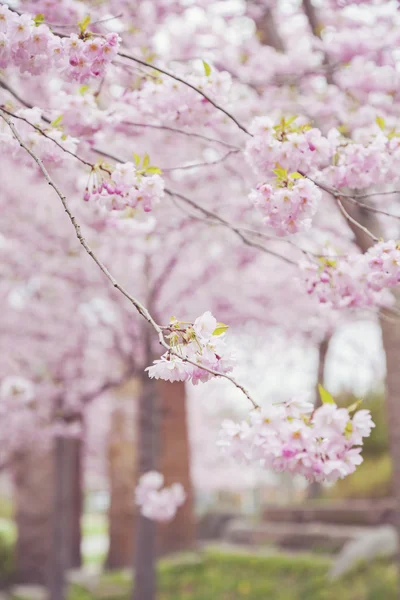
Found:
143,153 -> 150,169
79,85 -> 89,95
50,115 -> 63,128
290,172 -> 303,179
347,398 -> 363,414
344,421 -> 353,439
202,60 -> 211,77
78,14 -> 91,33
376,116 -> 385,131
145,166 -> 162,175
285,116 -> 297,126
34,13 -> 45,26
318,384 -> 336,405
272,163 -> 288,180
133,153 -> 141,166
213,323 -> 229,336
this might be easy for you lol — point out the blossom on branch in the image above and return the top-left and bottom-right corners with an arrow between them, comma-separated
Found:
146,312 -> 235,385
218,393 -> 375,484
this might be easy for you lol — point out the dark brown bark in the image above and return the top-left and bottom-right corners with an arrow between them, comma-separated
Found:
106,379 -> 138,569
132,334 -> 160,600
157,380 -> 195,555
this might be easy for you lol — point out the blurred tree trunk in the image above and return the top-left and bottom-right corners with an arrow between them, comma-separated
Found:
157,380 -> 195,555
342,199 -> 400,579
106,379 -> 139,569
253,5 -> 284,51
48,436 -> 72,600
307,335 -> 331,499
70,437 -> 83,569
14,447 -> 53,585
132,351 -> 159,600
13,435 -> 82,588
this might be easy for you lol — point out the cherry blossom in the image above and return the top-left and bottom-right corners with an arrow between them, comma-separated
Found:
146,313 -> 235,385
135,471 -> 186,522
218,396 -> 375,484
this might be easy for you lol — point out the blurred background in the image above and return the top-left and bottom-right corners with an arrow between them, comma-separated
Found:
1,0 -> 400,598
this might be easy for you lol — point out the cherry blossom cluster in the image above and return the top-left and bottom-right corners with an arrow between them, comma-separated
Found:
85,161 -> 164,213
135,471 -> 186,522
246,116 -> 338,177
0,5 -> 119,80
218,395 -> 375,483
146,312 -> 235,385
0,108 -> 78,166
120,70 -> 232,127
303,240 -> 400,309
325,129 -> 392,190
249,172 -> 322,236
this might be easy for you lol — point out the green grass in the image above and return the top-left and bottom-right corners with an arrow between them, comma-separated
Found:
327,453 -> 392,499
0,518 -> 16,544
82,514 -> 108,538
68,549 -> 399,600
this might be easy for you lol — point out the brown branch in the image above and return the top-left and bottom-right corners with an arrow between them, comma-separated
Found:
0,108 -> 259,409
337,199 -> 380,242
117,51 -> 252,137
121,121 -> 240,149
165,188 -> 297,265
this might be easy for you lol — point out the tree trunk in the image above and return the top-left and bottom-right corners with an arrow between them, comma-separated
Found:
69,437 -> 83,569
13,435 -> 82,587
157,380 -> 195,555
307,335 -> 331,499
249,2 -> 284,51
48,436 -> 74,600
381,298 -> 400,589
106,379 -> 139,569
132,353 -> 159,600
13,447 -> 53,585
342,199 -> 400,590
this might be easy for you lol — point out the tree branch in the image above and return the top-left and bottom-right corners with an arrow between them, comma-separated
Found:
1,108 -> 259,409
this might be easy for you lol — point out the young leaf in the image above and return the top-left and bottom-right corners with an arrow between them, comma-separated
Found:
79,85 -> 89,95
347,398 -> 362,414
143,153 -> 150,169
290,172 -> 303,179
145,166 -> 162,175
34,14 -> 45,26
318,384 -> 336,405
202,60 -> 211,77
51,115 -> 63,128
133,153 -> 141,166
344,421 -> 353,439
376,116 -> 385,130
285,116 -> 297,126
78,15 -> 91,33
213,323 -> 229,336
272,163 -> 288,180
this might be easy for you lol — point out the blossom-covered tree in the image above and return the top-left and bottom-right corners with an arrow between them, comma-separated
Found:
2,0 -> 400,598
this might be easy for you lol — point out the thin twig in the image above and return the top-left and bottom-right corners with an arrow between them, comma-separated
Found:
0,107 -> 94,169
0,108 -> 259,409
121,120 -> 240,149
165,189 -> 297,265
117,51 -> 252,137
337,199 -> 380,242
162,149 -> 240,172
